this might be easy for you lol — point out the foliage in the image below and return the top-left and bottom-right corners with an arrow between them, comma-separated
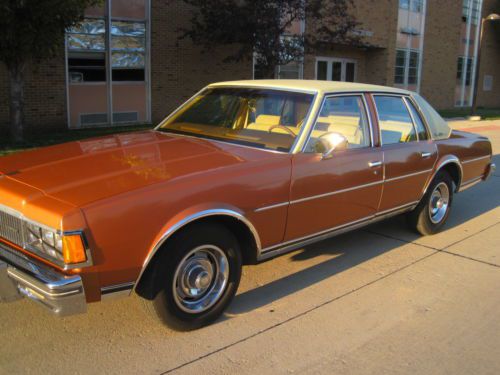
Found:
0,0 -> 102,69
180,0 -> 360,77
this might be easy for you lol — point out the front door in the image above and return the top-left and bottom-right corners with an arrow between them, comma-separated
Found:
285,94 -> 383,241
316,57 -> 357,82
371,94 -> 438,212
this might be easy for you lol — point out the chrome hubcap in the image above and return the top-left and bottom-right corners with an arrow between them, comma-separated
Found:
429,182 -> 450,224
173,245 -> 229,314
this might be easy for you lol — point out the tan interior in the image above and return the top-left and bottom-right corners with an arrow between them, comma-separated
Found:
379,120 -> 416,143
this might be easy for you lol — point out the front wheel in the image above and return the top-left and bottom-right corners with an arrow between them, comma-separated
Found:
407,170 -> 454,235
143,222 -> 242,331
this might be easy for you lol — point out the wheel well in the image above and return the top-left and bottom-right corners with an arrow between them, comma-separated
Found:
440,162 -> 461,192
135,215 -> 259,299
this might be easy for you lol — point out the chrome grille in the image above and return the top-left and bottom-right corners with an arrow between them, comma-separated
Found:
0,209 -> 24,247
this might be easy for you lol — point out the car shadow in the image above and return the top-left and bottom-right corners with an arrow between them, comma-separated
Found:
224,154 -> 499,318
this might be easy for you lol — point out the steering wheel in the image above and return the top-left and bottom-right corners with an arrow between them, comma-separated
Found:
268,125 -> 297,138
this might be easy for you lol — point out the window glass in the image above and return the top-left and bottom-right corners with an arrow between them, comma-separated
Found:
394,49 -> 420,86
317,61 -> 327,80
67,19 -> 106,51
305,95 -> 370,153
413,94 -> 451,140
374,96 -> 417,145
111,21 -> 146,81
331,62 -> 342,81
405,98 -> 428,140
158,88 -> 314,152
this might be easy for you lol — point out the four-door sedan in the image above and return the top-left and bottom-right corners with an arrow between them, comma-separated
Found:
0,80 -> 495,330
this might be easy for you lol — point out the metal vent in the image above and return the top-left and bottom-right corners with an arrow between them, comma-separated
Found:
80,113 -> 108,126
113,112 -> 139,123
0,209 -> 24,247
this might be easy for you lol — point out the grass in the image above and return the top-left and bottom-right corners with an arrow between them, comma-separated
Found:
438,107 -> 500,120
0,124 -> 153,157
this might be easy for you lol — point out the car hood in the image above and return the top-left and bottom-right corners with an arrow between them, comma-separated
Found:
0,131 -> 268,207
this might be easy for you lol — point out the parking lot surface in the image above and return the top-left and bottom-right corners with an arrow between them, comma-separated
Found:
1,120 -> 499,374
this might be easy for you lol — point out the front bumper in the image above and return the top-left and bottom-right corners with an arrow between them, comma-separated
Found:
0,241 -> 87,316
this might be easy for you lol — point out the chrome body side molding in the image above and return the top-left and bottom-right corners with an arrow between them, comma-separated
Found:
257,201 -> 418,261
101,282 -> 135,301
421,155 -> 463,195
133,209 -> 262,291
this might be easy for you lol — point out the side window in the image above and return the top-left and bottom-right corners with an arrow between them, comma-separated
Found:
405,98 -> 428,140
374,96 -> 417,145
305,95 -> 370,153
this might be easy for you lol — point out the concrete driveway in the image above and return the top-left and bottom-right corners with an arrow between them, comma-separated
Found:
1,120 -> 499,375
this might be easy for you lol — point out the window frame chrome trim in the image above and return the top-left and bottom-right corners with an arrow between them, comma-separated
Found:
299,92 -> 375,154
372,93 -> 423,146
155,86 -> 319,155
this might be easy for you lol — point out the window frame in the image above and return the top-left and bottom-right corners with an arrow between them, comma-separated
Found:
403,96 -> 430,141
372,93 -> 423,146
302,93 -> 374,153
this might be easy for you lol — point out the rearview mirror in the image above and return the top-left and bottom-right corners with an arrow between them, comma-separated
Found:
317,132 -> 349,160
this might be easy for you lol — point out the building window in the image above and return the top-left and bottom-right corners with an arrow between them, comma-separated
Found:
315,58 -> 356,82
66,0 -> 150,128
462,0 -> 481,24
394,49 -> 419,86
457,56 -> 473,86
67,18 -> 106,83
399,0 -> 423,12
111,21 -> 146,81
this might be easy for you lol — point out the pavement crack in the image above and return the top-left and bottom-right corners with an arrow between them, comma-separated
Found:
365,220 -> 500,269
160,251 -> 439,374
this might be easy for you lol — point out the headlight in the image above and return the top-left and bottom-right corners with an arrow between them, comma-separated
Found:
23,221 -> 88,268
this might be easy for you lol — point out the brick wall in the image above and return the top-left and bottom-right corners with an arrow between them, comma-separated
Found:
419,0 -> 463,109
0,66 -> 8,135
0,55 -> 67,135
150,0 -> 252,124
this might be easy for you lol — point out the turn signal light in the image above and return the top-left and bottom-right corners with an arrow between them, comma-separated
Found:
63,235 -> 87,264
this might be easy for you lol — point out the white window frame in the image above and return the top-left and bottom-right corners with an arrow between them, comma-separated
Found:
314,57 -> 357,82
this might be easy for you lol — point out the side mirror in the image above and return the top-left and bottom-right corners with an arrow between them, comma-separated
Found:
317,132 -> 349,160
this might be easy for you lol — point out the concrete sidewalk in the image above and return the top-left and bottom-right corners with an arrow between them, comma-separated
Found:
0,123 -> 499,375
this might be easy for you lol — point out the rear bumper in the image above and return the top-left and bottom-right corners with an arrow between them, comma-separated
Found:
0,242 -> 87,316
483,162 -> 496,181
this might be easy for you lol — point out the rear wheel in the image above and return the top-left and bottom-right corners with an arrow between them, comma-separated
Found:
407,170 -> 454,235
142,222 -> 242,331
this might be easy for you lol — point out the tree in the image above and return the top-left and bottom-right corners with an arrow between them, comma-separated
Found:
180,0 -> 361,79
0,0 -> 102,142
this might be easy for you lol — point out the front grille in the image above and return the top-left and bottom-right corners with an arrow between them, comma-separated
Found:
0,210 -> 24,247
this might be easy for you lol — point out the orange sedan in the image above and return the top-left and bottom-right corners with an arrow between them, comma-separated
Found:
0,81 -> 495,330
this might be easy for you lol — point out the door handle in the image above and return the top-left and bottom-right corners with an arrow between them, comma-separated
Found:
421,152 -> 432,158
368,161 -> 382,168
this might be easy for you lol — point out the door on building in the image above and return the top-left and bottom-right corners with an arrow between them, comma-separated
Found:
315,57 -> 357,82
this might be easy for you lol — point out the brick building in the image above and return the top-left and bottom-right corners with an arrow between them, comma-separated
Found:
0,0 -> 499,132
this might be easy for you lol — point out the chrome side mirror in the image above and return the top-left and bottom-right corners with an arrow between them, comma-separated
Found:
317,132 -> 348,160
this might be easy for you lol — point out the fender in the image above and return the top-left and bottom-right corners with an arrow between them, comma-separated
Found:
420,155 -> 463,198
132,203 -> 261,291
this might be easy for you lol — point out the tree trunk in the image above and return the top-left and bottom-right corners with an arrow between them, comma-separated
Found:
8,62 -> 26,143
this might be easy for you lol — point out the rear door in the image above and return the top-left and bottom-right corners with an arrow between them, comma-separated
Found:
371,94 -> 437,212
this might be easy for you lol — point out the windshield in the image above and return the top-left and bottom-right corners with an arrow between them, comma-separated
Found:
157,88 -> 315,152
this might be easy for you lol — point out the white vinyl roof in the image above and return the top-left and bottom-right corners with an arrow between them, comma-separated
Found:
209,80 -> 413,95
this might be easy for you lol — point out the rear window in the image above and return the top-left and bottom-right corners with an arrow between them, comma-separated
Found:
412,94 -> 451,140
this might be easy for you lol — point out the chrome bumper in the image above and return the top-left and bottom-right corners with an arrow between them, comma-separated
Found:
0,242 -> 87,316
483,162 -> 496,180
